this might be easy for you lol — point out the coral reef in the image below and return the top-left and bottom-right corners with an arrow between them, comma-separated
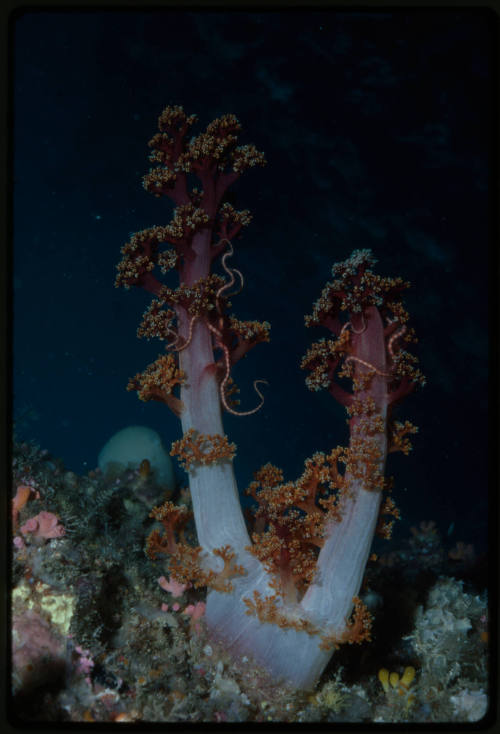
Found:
10,440 -> 488,723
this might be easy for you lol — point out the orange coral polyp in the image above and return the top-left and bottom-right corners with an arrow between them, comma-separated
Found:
170,428 -> 236,471
127,353 -> 186,417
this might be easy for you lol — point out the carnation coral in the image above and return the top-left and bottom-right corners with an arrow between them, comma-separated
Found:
116,105 -> 424,689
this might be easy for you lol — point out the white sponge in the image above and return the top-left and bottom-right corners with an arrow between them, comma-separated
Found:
98,425 -> 175,490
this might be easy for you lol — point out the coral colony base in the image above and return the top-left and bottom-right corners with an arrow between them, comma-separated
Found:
114,105 -> 426,690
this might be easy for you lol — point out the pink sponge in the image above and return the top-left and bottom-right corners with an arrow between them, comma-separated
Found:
20,511 -> 65,539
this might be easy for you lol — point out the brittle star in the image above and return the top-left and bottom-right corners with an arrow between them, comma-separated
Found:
341,316 -> 407,378
208,238 -> 267,416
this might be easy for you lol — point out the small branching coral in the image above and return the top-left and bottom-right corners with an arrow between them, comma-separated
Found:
146,500 -> 245,594
245,453 -> 345,605
117,106 -> 424,689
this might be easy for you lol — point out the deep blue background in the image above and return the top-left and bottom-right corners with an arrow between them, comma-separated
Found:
12,9 -> 491,553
